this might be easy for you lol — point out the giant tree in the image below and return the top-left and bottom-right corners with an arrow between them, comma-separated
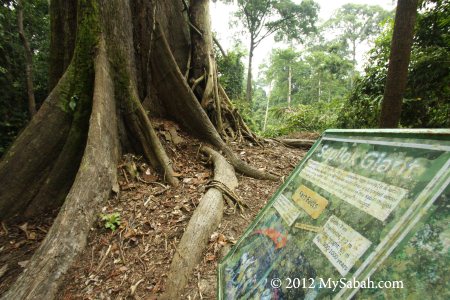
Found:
233,0 -> 318,102
0,0 -> 276,298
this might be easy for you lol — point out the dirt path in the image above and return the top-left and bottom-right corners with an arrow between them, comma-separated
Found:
0,125 -> 308,299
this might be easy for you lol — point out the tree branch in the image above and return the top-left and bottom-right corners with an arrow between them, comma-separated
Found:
213,35 -> 227,57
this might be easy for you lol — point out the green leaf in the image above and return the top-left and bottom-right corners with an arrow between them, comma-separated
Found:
69,95 -> 78,111
100,212 -> 121,231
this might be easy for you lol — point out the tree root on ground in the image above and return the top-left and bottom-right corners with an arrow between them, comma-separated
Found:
152,25 -> 278,181
270,138 -> 316,148
161,146 -> 238,299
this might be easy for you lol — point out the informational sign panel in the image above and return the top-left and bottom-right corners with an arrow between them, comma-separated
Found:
218,129 -> 450,299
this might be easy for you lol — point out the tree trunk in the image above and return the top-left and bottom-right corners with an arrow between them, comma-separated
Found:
17,0 -> 36,118
263,99 -> 270,131
0,0 -> 276,297
246,38 -> 254,102
350,38 -> 356,88
48,0 -> 77,90
287,65 -> 292,107
318,77 -> 321,102
189,0 -> 223,132
379,0 -> 418,128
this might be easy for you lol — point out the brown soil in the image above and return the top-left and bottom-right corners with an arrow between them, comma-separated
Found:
283,131 -> 321,140
0,123 -> 308,299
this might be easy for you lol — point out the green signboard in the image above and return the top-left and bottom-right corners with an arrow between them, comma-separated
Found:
218,129 -> 450,299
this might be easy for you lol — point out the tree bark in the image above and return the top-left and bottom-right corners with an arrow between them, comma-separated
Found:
17,0 -> 36,118
0,70 -> 73,219
379,0 -> 419,128
48,0 -> 77,90
246,38 -> 254,102
263,95 -> 270,132
288,65 -> 292,107
350,38 -> 356,88
276,138 -> 315,148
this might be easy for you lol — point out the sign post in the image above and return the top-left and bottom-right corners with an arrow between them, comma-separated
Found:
218,129 -> 450,299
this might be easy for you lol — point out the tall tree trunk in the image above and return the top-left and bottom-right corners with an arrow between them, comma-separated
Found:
17,0 -> 36,118
263,80 -> 272,132
287,65 -> 292,107
246,38 -> 254,102
350,38 -> 356,88
379,0 -> 418,128
318,77 -> 321,102
189,0 -> 223,132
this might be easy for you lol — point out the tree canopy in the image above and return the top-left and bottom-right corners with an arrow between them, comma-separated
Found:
231,0 -> 319,101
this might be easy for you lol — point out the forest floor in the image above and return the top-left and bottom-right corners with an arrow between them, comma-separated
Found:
0,121 -> 318,299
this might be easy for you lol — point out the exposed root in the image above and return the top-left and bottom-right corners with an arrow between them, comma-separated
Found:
0,70 -> 73,219
205,179 -> 246,211
220,145 -> 278,181
161,146 -> 238,299
1,37 -> 119,300
130,93 -> 179,187
272,138 -> 316,148
24,68 -> 94,217
190,74 -> 205,92
218,84 -> 261,145
152,25 -> 277,181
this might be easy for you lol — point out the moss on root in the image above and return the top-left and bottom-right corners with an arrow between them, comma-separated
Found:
56,0 -> 100,114
25,0 -> 104,215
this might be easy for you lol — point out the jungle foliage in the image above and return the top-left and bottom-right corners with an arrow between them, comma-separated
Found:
338,0 -> 450,129
0,0 -> 49,155
216,45 -> 245,100
227,0 -> 448,136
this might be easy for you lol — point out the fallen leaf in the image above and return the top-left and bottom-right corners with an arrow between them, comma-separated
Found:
28,231 -> 37,240
18,260 -> 29,268
119,266 -> 128,272
183,177 -> 193,183
209,232 -> 219,242
205,253 -> 216,261
18,223 -> 29,238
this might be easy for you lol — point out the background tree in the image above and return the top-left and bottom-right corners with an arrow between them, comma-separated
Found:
325,3 -> 390,86
379,0 -> 419,127
16,0 -> 36,117
216,43 -> 245,100
338,0 -> 449,129
264,47 -> 298,107
256,41 -> 351,136
233,0 -> 319,102
0,0 -> 49,155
